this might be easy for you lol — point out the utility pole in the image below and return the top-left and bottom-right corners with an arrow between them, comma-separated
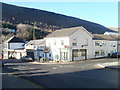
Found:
33,22 -> 36,40
33,22 -> 36,61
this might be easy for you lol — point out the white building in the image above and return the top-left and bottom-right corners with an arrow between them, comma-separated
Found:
3,36 -> 26,59
43,26 -> 119,61
45,26 -> 94,61
104,31 -> 118,35
92,34 -> 118,58
24,39 -> 45,60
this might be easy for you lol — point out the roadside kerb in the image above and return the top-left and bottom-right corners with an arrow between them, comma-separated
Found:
30,61 -> 74,64
96,62 -> 119,70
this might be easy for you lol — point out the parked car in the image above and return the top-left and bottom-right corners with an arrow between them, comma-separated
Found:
110,52 -> 120,58
21,56 -> 33,62
0,60 -> 5,67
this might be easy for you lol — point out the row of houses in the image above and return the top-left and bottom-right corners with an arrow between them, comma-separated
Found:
2,26 -> 119,61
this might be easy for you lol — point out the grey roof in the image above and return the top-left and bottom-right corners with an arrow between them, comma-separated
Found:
27,39 -> 45,46
46,26 -> 90,38
5,36 -> 25,43
92,34 -> 119,41
39,40 -> 46,46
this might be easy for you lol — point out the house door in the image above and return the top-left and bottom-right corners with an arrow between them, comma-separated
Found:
27,52 -> 34,60
61,52 -> 68,60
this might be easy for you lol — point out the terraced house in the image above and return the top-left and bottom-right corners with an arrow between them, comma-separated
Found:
44,26 -> 118,61
45,26 -> 94,61
92,34 -> 118,58
2,26 -> 118,62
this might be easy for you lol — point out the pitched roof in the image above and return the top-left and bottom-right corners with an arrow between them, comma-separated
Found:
5,36 -> 25,43
92,34 -> 119,41
27,39 -> 45,46
46,26 -> 92,38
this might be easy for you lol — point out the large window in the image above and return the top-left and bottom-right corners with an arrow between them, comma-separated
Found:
80,49 -> 86,56
73,49 -> 86,57
73,50 -> 78,57
95,51 -> 99,56
95,50 -> 105,56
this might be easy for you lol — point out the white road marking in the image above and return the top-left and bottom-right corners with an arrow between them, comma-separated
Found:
97,64 -> 105,68
59,66 -> 63,67
53,67 -> 57,69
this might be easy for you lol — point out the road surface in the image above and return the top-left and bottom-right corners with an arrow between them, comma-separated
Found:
2,58 -> 119,88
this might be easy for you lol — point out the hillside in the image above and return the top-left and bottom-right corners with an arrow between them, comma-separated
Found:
107,27 -> 119,32
1,2 -> 115,34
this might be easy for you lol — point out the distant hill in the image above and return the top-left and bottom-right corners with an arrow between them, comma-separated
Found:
107,27 -> 119,32
2,2 -> 115,34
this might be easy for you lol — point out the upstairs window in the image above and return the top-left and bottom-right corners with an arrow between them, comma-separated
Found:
101,41 -> 106,46
61,40 -> 64,45
54,40 -> 56,45
95,41 -> 100,46
72,39 -> 77,46
95,41 -> 106,46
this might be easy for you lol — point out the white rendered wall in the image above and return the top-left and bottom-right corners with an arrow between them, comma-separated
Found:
93,40 -> 117,58
45,37 -> 70,60
69,29 -> 94,61
9,43 -> 24,50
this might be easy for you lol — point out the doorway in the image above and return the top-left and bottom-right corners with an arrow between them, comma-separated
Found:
27,52 -> 34,60
61,52 -> 68,60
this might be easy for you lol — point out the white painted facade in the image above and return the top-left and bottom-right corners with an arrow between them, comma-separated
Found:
45,27 -> 94,61
69,28 -> 94,60
45,27 -> 119,61
9,43 -> 25,50
3,36 -> 26,59
3,29 -> 118,61
45,37 -> 70,60
93,40 -> 117,58
24,39 -> 45,60
3,43 -> 25,59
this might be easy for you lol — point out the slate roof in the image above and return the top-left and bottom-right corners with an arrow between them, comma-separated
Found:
5,36 -> 25,43
27,39 -> 45,46
92,34 -> 119,41
46,26 -> 92,38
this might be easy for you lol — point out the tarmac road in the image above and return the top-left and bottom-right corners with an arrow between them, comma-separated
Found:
2,58 -> 119,88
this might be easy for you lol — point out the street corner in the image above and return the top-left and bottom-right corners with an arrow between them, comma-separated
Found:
95,64 -> 105,69
95,62 -> 119,70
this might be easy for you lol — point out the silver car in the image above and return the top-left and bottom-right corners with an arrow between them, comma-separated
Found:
21,56 -> 33,62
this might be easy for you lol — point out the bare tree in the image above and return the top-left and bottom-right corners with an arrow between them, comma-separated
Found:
16,24 -> 31,40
